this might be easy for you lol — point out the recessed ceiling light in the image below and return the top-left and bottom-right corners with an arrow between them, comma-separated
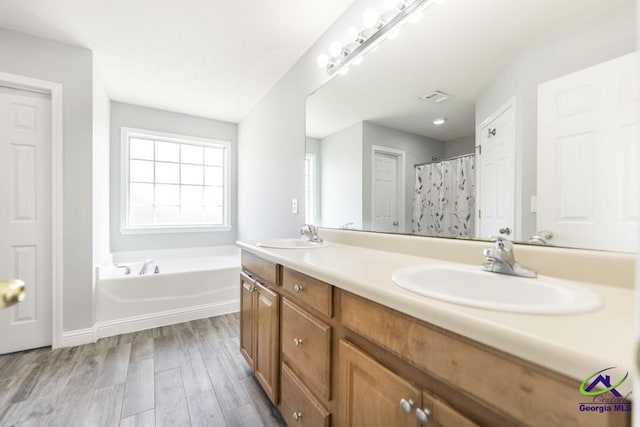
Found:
432,117 -> 447,126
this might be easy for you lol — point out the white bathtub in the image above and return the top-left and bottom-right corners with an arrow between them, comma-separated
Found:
95,245 -> 241,338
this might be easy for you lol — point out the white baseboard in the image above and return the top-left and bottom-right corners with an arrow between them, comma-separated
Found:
60,327 -> 97,348
58,300 -> 239,348
95,299 -> 240,340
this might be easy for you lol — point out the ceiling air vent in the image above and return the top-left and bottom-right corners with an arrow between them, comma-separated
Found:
419,90 -> 451,103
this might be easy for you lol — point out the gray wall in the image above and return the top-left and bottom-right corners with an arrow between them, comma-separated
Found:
444,135 -> 475,159
92,62 -> 110,319
0,28 -> 95,331
362,122 -> 444,231
477,3 -> 636,241
319,123 -> 363,228
238,0 -> 370,240
110,102 -> 238,252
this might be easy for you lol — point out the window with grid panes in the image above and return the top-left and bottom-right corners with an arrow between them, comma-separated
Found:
121,128 -> 230,232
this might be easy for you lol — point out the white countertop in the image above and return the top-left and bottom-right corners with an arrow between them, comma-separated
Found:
237,240 -> 634,385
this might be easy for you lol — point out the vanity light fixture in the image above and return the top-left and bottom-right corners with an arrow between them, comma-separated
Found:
432,117 -> 447,125
317,0 -> 439,77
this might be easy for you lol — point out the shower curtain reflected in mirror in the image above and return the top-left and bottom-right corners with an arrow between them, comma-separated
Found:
412,155 -> 476,237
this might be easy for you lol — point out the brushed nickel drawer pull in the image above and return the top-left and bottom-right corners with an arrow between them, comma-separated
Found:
292,411 -> 302,421
293,338 -> 303,347
293,284 -> 303,293
416,407 -> 432,425
400,398 -> 414,415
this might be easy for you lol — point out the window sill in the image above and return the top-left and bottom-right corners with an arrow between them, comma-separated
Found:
120,225 -> 232,235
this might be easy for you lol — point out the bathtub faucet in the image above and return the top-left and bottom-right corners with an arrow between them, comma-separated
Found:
115,264 -> 131,275
139,259 -> 159,275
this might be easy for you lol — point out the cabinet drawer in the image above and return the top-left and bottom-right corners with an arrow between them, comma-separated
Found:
281,363 -> 330,427
241,251 -> 278,285
282,298 -> 332,401
282,268 -> 332,317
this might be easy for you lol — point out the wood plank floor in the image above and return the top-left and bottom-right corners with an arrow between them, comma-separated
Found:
0,313 -> 286,427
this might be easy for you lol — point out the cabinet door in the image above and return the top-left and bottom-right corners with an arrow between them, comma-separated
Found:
239,273 -> 256,369
420,392 -> 479,427
254,282 -> 280,404
339,340 -> 420,427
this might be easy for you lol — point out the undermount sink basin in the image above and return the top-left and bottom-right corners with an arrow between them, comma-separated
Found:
392,264 -> 602,314
256,238 -> 327,249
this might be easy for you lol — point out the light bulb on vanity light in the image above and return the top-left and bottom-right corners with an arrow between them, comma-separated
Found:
317,54 -> 329,68
345,26 -> 360,43
362,8 -> 380,28
329,41 -> 343,57
339,67 -> 350,76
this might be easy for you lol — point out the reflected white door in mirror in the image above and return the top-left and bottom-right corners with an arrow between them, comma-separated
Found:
477,98 -> 516,240
372,146 -> 405,232
537,52 -> 639,252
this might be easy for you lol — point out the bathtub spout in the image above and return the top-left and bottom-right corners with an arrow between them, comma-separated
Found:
139,259 -> 157,275
116,265 -> 131,275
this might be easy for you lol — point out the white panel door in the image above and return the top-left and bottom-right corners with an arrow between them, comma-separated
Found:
0,86 -> 52,353
477,100 -> 516,239
373,152 -> 399,232
537,52 -> 639,252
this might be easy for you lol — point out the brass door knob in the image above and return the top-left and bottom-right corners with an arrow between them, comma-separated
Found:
0,279 -> 26,308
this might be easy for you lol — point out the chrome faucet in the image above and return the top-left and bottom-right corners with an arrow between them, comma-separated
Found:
481,237 -> 537,278
527,230 -> 553,245
139,259 -> 159,275
300,224 -> 323,243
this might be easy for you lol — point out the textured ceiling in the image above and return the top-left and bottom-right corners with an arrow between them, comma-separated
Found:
0,0 -> 355,122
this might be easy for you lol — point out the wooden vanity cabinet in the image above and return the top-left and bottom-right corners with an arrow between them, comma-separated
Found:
239,251 -> 630,427
239,269 -> 280,404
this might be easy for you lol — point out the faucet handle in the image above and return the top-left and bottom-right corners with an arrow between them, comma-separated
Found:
489,236 -> 513,252
300,223 -> 317,234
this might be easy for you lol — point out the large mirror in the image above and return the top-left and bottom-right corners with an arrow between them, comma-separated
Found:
306,0 -> 637,252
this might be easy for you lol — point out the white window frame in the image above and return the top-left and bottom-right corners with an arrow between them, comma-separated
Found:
120,127 -> 232,234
